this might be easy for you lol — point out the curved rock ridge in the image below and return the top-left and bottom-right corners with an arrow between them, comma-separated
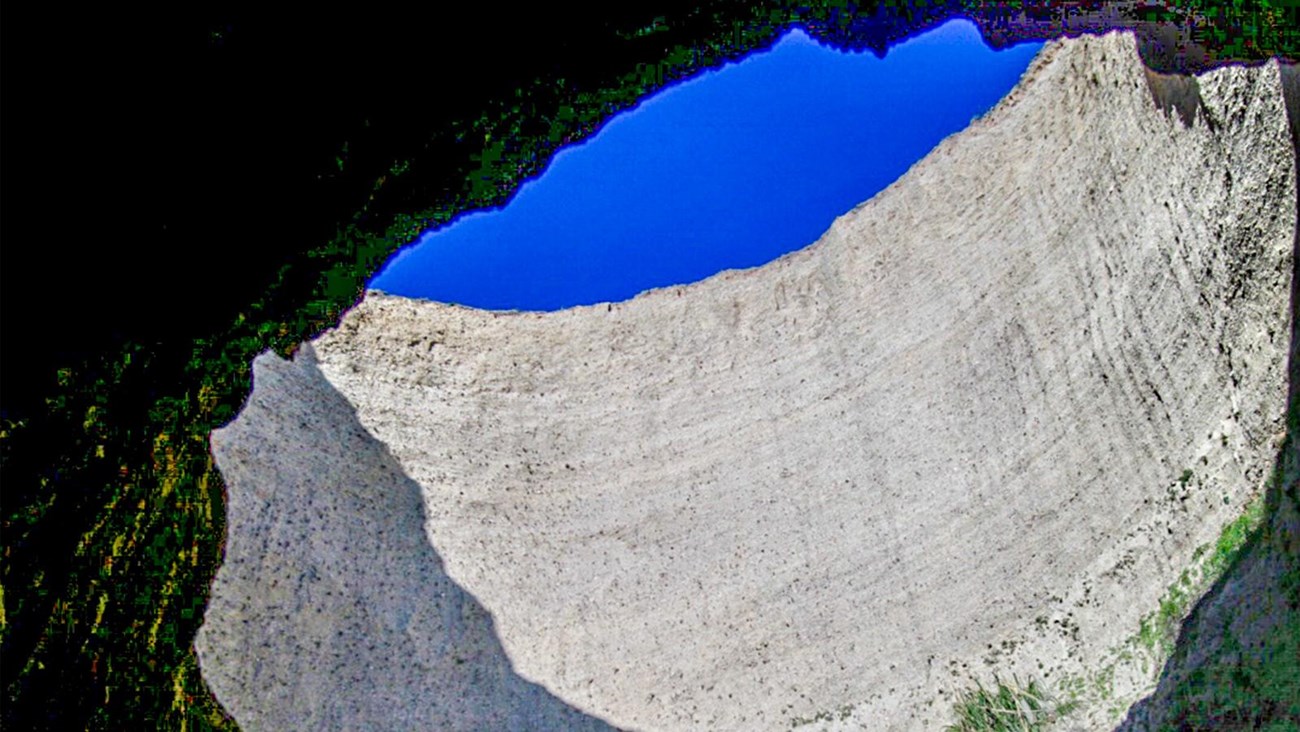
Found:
197,30 -> 1296,731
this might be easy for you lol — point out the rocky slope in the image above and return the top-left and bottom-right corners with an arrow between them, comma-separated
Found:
197,30 -> 1296,730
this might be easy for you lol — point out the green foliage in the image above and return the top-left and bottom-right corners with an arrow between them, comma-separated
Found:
5,1 -> 1298,727
946,676 -> 1069,732
1134,491 -> 1267,659
1146,401 -> 1300,729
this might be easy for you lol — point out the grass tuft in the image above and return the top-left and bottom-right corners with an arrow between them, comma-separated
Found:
946,676 -> 1068,732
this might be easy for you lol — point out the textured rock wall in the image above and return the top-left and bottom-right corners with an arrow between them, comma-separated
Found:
1117,59 -> 1300,731
193,348 -> 615,730
198,30 -> 1296,731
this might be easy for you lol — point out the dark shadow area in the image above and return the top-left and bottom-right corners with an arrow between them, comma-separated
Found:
0,2 -> 710,420
1116,60 -> 1300,730
1143,67 -> 1211,130
2,3 -> 1295,423
196,345 -> 619,730
3,3 -> 1298,728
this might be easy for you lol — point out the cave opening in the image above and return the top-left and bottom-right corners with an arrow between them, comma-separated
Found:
369,18 -> 1043,310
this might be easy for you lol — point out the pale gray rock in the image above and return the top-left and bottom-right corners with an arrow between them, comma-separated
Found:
197,30 -> 1296,731
1116,59 -> 1300,732
196,349 -> 615,730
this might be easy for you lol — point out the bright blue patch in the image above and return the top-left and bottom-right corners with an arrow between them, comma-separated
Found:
370,19 -> 1042,310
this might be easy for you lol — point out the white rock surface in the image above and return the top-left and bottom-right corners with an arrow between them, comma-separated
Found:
197,30 -> 1296,731
193,347 -> 617,730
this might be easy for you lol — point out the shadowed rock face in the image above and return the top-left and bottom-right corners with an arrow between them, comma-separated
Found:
198,31 -> 1296,732
1118,59 -> 1300,732
195,351 -> 617,730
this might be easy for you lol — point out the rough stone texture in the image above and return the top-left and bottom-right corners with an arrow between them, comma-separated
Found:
197,31 -> 1296,731
195,351 -> 615,730
1117,59 -> 1300,732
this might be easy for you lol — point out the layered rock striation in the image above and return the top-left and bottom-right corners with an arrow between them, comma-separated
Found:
197,31 -> 1296,730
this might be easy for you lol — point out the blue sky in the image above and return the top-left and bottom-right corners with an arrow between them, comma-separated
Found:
370,19 -> 1043,310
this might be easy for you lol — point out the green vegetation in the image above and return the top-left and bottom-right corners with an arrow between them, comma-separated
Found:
1136,491 -> 1267,658
1138,402 -> 1300,729
1048,406 -> 1296,727
946,676 -> 1074,732
4,1 -> 1298,728
1041,487 -> 1276,725
1155,619 -> 1300,730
